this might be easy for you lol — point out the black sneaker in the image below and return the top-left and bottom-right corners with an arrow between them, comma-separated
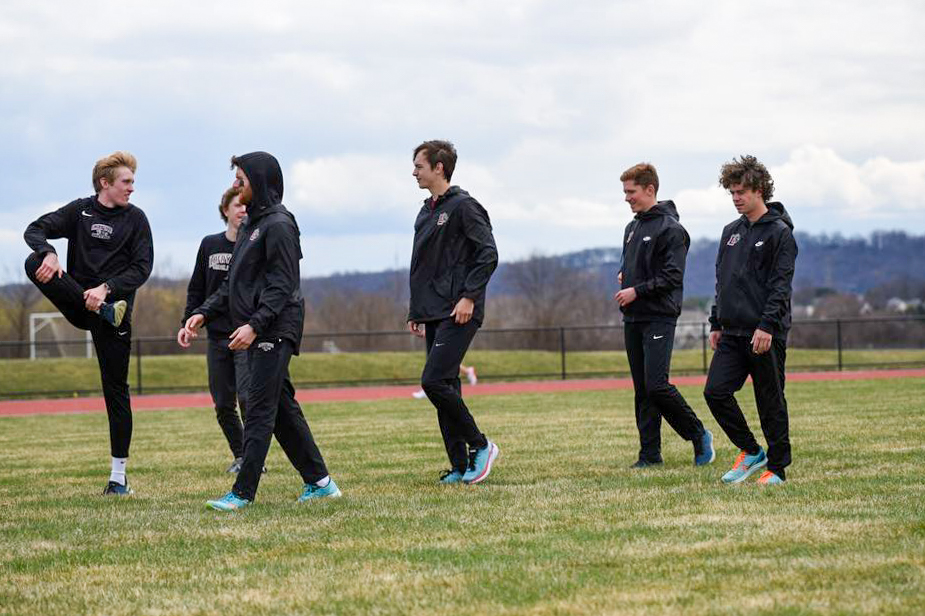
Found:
226,457 -> 244,473
630,459 -> 663,469
103,480 -> 134,496
99,300 -> 127,327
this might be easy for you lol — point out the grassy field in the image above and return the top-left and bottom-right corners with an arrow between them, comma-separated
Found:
3,347 -> 925,398
1,378 -> 924,615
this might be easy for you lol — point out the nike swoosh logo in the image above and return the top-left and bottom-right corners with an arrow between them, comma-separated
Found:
653,335 -> 664,340
81,211 -> 92,217
118,331 -> 128,336
434,343 -> 445,347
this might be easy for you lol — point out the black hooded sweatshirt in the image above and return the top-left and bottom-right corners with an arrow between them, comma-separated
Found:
194,152 -> 305,352
618,200 -> 689,324
408,186 -> 498,325
709,202 -> 797,338
181,232 -> 235,339
24,195 -> 153,305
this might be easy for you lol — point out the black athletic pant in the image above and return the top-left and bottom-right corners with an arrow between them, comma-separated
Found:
703,333 -> 791,479
207,337 -> 249,459
422,318 -> 487,474
25,252 -> 133,458
624,321 -> 705,462
232,338 -> 328,501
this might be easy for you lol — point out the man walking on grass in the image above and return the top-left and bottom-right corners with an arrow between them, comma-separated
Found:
24,151 -> 153,496
614,162 -> 714,469
408,140 -> 500,485
704,155 -> 797,485
177,186 -> 251,473
185,151 -> 340,510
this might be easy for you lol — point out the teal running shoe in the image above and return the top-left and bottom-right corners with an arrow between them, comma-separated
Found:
298,479 -> 342,502
721,448 -> 767,484
439,469 -> 464,484
694,430 -> 716,466
103,480 -> 133,496
462,441 -> 499,484
207,491 -> 251,511
757,470 -> 785,485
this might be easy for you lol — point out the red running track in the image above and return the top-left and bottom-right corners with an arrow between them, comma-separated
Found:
2,368 -> 924,417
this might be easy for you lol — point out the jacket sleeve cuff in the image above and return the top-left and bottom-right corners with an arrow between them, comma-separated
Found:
757,319 -> 775,334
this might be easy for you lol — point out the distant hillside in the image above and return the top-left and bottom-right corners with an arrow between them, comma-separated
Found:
298,231 -> 925,301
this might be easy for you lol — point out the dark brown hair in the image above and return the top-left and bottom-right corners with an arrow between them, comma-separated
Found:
218,186 -> 241,222
619,163 -> 659,193
719,155 -> 774,202
413,140 -> 457,182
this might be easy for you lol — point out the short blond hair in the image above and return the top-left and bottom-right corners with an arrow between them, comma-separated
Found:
92,151 -> 137,193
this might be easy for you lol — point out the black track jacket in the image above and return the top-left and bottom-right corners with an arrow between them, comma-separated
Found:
408,186 -> 498,325
24,196 -> 153,304
709,202 -> 797,339
182,232 -> 235,338
194,152 -> 305,352
618,200 -> 688,324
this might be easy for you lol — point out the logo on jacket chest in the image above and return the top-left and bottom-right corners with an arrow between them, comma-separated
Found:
90,223 -> 114,240
208,253 -> 232,271
250,228 -> 260,241
727,233 -> 741,247
436,212 -> 449,226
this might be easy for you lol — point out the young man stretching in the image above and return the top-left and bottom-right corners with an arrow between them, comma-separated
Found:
177,186 -> 251,473
614,163 -> 714,468
24,151 -> 153,495
704,155 -> 797,485
186,152 -> 340,510
408,140 -> 500,485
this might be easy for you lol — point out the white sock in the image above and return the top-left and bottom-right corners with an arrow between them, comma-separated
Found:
110,457 -> 127,485
314,475 -> 330,488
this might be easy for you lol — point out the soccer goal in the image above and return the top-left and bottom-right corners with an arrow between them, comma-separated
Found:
29,312 -> 93,360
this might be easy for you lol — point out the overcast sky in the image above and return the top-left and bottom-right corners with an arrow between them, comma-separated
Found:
1,0 -> 923,282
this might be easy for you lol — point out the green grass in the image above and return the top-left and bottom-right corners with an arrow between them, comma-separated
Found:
3,348 -> 925,398
1,378 -> 924,615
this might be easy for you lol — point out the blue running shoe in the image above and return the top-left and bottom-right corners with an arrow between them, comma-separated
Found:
207,491 -> 251,511
462,441 -> 499,484
298,479 -> 342,502
721,448 -> 767,484
757,470 -> 785,485
103,480 -> 133,496
99,300 -> 127,327
694,430 -> 716,466
439,469 -> 464,484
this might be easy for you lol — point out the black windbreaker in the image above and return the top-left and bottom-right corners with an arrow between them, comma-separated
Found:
194,152 -> 305,352
709,202 -> 797,338
181,232 -> 235,338
24,195 -> 153,305
408,186 -> 498,325
618,200 -> 688,324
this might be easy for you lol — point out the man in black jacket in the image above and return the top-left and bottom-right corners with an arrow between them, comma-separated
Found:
23,151 -> 153,496
185,152 -> 340,511
408,140 -> 499,485
177,186 -> 250,472
704,155 -> 797,486
614,163 -> 714,468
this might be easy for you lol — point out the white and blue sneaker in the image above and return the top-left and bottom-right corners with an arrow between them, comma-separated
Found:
103,480 -> 133,496
462,441 -> 499,485
721,448 -> 767,484
439,469 -> 464,484
694,430 -> 716,466
207,491 -> 251,511
298,479 -> 342,502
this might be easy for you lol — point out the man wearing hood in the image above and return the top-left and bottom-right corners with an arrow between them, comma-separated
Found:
704,155 -> 797,486
185,152 -> 340,510
615,163 -> 714,469
24,151 -> 153,496
408,140 -> 499,485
